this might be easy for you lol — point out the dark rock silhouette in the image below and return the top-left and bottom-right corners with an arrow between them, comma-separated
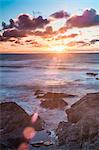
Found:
86,72 -> 98,77
96,78 -> 99,80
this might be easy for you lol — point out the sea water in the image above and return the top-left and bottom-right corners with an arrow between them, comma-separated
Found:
0,53 -> 99,129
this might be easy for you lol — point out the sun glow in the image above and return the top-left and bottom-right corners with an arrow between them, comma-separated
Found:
49,45 -> 66,53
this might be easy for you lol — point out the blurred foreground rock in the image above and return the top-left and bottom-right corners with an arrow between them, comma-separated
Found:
0,102 -> 44,149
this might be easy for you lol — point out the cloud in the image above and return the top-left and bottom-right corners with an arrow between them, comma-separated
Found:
1,14 -> 50,40
3,29 -> 27,38
1,8 -> 99,51
67,41 -> 89,47
50,10 -> 69,19
2,19 -> 16,30
90,39 -> 99,44
58,26 -> 68,33
66,8 -> 99,28
2,14 -> 49,31
0,35 -> 6,41
17,14 -> 49,30
34,26 -> 57,38
25,39 -> 43,47
56,33 -> 78,40
30,41 -> 42,47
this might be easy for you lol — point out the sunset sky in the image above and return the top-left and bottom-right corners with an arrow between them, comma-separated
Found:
0,0 -> 99,53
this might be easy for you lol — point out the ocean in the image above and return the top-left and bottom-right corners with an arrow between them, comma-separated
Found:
0,53 -> 99,129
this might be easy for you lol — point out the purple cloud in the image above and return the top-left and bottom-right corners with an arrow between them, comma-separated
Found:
66,8 -> 99,28
1,14 -> 50,39
3,29 -> 26,38
2,14 -> 49,31
17,14 -> 49,30
50,10 -> 69,19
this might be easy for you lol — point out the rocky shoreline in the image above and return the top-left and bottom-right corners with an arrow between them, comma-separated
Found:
56,92 -> 99,150
0,92 -> 99,149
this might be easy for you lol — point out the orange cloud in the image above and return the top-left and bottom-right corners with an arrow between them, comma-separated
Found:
56,33 -> 78,40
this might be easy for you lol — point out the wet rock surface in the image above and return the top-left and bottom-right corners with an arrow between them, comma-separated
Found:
30,130 -> 54,148
96,77 -> 99,80
35,91 -> 76,109
40,98 -> 68,109
0,102 -> 44,149
36,92 -> 76,99
56,92 -> 99,150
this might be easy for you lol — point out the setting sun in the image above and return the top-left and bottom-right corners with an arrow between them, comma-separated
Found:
49,45 -> 66,53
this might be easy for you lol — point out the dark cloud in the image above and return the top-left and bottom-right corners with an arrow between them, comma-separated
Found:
2,19 -> 16,30
1,14 -> 50,40
25,39 -> 43,47
25,40 -> 33,43
2,14 -> 49,31
14,40 -> 22,44
50,10 -> 69,19
0,35 -> 6,41
90,39 -> 99,44
3,29 -> 26,38
66,8 -> 99,28
17,14 -> 49,30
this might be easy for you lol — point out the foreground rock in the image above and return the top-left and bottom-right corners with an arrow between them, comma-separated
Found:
36,92 -> 76,109
56,92 -> 99,150
0,102 -> 44,149
66,92 -> 99,123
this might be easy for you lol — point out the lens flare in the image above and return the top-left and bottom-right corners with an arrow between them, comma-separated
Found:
23,127 -> 36,140
18,143 -> 29,150
31,112 -> 38,123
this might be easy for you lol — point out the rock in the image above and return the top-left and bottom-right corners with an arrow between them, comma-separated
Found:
31,141 -> 53,147
66,92 -> 99,123
43,141 -> 53,146
37,92 -> 75,99
40,98 -> 68,109
34,90 -> 44,96
31,114 -> 45,131
31,140 -> 44,147
0,102 -> 44,149
56,122 -> 72,144
36,92 -> 76,109
56,92 -> 99,149
96,78 -> 99,80
86,72 -> 98,77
